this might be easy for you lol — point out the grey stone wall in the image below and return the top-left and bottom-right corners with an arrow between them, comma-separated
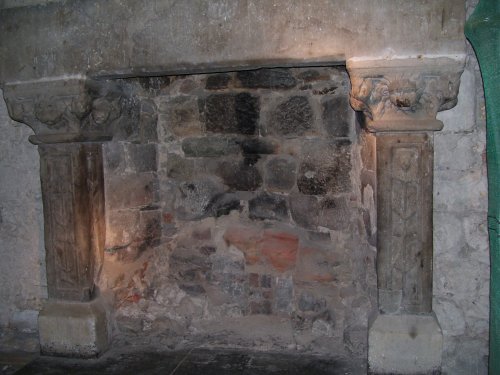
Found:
433,2 -> 489,372
0,88 -> 45,350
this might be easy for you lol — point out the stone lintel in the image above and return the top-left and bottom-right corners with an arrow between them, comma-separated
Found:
38,297 -> 110,358
368,313 -> 443,375
347,57 -> 464,133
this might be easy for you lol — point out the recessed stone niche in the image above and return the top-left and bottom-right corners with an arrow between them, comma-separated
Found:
100,66 -> 376,366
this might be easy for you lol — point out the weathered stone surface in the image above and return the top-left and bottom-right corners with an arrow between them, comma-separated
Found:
289,194 -> 319,229
322,95 -> 352,137
218,159 -> 262,191
174,177 -> 225,220
260,231 -> 299,272
38,298 -> 109,358
0,1 -> 465,84
158,96 -> 201,137
206,193 -> 241,217
376,133 -> 433,314
348,58 -> 464,132
204,93 -> 259,135
39,143 -> 105,302
224,226 -> 262,266
264,156 -> 297,191
298,291 -> 327,313
317,196 -> 351,230
237,69 -> 296,89
138,99 -> 158,142
126,143 -> 157,173
274,276 -> 294,314
297,140 -> 351,195
205,73 -> 232,90
269,96 -> 313,136
182,136 -> 240,157
368,314 -> 443,374
106,172 -> 158,210
239,137 -> 278,155
296,246 -> 337,283
165,153 -> 194,180
249,192 -> 288,221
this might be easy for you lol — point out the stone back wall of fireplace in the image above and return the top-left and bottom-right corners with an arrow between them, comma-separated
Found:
98,67 -> 376,361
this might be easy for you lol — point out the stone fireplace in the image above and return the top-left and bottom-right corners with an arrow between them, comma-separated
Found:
0,1 -> 489,374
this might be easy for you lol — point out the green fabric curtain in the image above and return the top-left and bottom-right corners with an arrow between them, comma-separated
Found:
465,0 -> 500,372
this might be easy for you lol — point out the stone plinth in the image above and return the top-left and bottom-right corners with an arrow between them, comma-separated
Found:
368,314 -> 442,375
38,297 -> 109,358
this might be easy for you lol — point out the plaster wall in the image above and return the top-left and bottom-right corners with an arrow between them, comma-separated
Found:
0,88 -> 45,347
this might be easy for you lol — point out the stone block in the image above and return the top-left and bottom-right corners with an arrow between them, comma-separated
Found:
224,226 -> 262,265
368,314 -> 443,374
206,73 -> 232,90
322,95 -> 352,137
269,96 -> 313,136
174,177 -> 225,220
218,159 -> 263,191
138,208 -> 162,249
165,153 -> 195,180
249,192 -> 288,221
274,276 -> 294,314
289,194 -> 319,229
182,136 -> 240,157
106,209 -> 140,247
296,246 -> 337,283
297,140 -> 351,195
9,310 -> 38,333
204,93 -> 259,135
38,298 -> 109,358
239,137 -> 278,155
125,143 -> 157,173
237,68 -> 296,89
317,196 -> 351,230
139,99 -> 158,142
260,230 -> 299,272
298,291 -> 327,313
206,192 -> 242,217
158,96 -> 202,137
103,142 -> 126,173
106,172 -> 158,209
264,155 -> 297,191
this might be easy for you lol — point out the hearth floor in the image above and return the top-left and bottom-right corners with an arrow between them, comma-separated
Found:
1,347 -> 365,375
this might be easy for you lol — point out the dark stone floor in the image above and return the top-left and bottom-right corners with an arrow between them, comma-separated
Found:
2,348 -> 365,375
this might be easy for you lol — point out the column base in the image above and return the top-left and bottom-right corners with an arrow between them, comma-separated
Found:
38,297 -> 110,358
368,313 -> 443,374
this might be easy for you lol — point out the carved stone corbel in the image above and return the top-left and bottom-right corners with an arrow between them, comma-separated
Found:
347,57 -> 464,374
3,77 -> 130,144
349,57 -> 463,132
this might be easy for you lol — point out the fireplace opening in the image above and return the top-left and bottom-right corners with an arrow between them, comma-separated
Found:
98,66 -> 377,365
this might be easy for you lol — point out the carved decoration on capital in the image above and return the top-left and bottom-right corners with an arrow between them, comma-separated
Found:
2,77 -> 138,144
347,57 -> 464,132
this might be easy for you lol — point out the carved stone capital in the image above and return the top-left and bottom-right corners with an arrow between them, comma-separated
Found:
347,57 -> 465,132
2,77 -> 137,144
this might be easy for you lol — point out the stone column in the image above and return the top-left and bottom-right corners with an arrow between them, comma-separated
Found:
348,58 -> 464,374
3,77 -> 126,358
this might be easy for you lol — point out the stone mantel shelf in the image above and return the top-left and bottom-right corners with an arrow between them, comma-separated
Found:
0,0 -> 465,84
